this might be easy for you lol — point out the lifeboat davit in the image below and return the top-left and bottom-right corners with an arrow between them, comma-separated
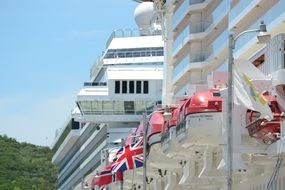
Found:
146,110 -> 181,169
246,93 -> 283,145
161,105 -> 190,159
176,89 -> 223,148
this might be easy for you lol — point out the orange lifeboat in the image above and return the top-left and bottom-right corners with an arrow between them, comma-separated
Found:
246,93 -> 283,144
176,89 -> 223,147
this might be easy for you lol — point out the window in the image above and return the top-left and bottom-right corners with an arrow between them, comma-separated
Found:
122,81 -> 127,94
124,101 -> 134,114
136,81 -> 141,94
143,81 -> 149,94
129,81 -> 134,94
212,92 -> 221,97
115,81 -> 120,93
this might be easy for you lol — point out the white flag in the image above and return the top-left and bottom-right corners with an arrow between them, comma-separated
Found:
233,59 -> 273,120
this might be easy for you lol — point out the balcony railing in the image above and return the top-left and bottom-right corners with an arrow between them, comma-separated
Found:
234,0 -> 285,53
173,51 -> 210,78
83,82 -> 107,87
173,21 -> 211,56
106,28 -> 162,48
206,30 -> 228,56
229,0 -> 261,25
206,0 -> 228,24
172,0 -> 206,28
190,51 -> 210,62
173,55 -> 190,77
104,48 -> 164,59
173,26 -> 190,55
190,21 -> 211,34
90,57 -> 104,79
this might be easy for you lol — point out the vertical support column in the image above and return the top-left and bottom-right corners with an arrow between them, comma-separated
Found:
120,139 -> 125,190
153,177 -> 163,190
226,33 -> 234,190
143,113 -> 148,190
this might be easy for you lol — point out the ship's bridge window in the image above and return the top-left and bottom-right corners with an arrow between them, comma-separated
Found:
114,80 -> 149,94
136,81 -> 142,94
105,47 -> 163,59
143,81 -> 149,94
129,81 -> 134,94
115,81 -> 120,94
122,81 -> 127,94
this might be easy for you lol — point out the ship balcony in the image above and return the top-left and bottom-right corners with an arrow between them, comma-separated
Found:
58,124 -> 107,189
172,22 -> 211,57
172,29 -> 228,87
59,140 -> 106,190
172,0 -> 209,30
229,0 -> 270,31
234,0 -> 285,58
176,112 -> 223,149
172,52 -> 210,86
172,0 -> 228,58
202,30 -> 228,69
52,118 -> 80,165
52,128 -> 80,165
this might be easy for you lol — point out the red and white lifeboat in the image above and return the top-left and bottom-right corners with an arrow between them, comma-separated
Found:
146,110 -> 181,169
176,89 -> 223,148
161,105 -> 188,158
246,93 -> 284,145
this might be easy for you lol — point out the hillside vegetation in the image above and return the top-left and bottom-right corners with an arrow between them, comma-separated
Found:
0,135 -> 57,190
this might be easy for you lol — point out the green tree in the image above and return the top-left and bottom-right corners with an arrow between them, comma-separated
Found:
0,135 -> 57,190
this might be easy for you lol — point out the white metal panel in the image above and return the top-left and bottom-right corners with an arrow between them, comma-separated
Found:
108,35 -> 164,49
107,68 -> 163,80
266,33 -> 285,73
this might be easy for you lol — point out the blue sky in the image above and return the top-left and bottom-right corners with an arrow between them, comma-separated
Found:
0,0 -> 138,146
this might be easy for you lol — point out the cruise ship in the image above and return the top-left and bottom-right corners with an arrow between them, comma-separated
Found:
153,0 -> 285,189
52,0 -> 285,189
51,2 -> 164,189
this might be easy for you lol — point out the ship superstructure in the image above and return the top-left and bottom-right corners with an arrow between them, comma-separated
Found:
52,0 -> 285,189
51,2 -> 164,189
149,0 -> 285,189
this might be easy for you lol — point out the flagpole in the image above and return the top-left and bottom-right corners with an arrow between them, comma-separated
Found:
227,33 -> 234,190
142,112 -> 147,190
226,21 -> 269,190
105,149 -> 109,190
120,138 -> 125,190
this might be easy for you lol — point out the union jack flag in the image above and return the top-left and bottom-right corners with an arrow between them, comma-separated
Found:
112,138 -> 144,173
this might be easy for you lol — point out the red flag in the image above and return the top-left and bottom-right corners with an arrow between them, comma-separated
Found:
92,164 -> 123,188
92,165 -> 112,186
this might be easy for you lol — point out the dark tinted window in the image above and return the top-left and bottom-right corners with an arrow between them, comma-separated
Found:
129,81 -> 134,94
136,81 -> 141,94
213,92 -> 221,97
122,81 -> 127,94
143,81 -> 149,94
115,81 -> 120,93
